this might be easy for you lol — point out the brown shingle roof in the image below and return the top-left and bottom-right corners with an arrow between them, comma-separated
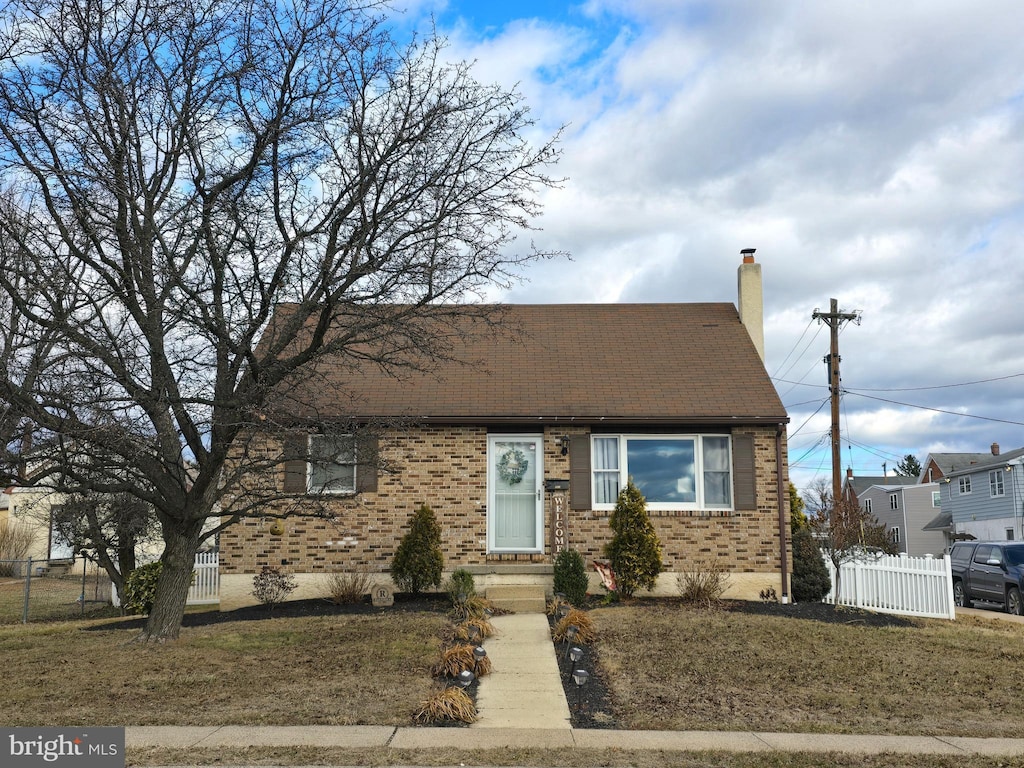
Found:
276,303 -> 787,425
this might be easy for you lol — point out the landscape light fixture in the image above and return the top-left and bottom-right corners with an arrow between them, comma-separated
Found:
566,625 -> 579,643
569,646 -> 584,664
468,624 -> 481,643
572,668 -> 589,710
556,604 -> 570,620
456,669 -> 475,689
473,645 -> 487,670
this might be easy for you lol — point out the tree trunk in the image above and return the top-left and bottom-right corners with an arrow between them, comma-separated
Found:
135,520 -> 204,642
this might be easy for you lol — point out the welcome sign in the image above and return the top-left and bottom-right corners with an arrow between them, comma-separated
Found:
2,728 -> 124,768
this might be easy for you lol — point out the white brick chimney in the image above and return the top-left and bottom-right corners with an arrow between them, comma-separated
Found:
737,248 -> 764,363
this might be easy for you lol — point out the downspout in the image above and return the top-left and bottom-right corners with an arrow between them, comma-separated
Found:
776,425 -> 789,602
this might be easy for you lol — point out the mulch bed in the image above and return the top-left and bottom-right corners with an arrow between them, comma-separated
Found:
86,593 -> 449,631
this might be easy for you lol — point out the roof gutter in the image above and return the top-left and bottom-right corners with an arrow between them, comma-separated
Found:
392,415 -> 792,426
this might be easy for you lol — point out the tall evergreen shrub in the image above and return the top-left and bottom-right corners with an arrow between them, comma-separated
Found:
791,525 -> 831,603
553,548 -> 589,606
391,504 -> 444,594
604,480 -> 663,598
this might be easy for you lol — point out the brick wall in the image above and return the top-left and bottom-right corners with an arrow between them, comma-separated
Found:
219,423 -> 790,603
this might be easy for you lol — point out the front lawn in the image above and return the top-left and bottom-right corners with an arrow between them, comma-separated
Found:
5,595 -> 1024,738
0,601 -> 446,726
593,600 -> 1024,737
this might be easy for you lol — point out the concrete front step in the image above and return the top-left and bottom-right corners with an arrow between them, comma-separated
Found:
486,585 -> 547,613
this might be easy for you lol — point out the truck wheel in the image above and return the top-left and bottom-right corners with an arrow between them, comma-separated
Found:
1007,587 -> 1023,616
953,580 -> 971,608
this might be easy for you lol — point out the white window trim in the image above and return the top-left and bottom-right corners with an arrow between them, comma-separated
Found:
889,493 -> 898,510
959,476 -> 972,495
307,434 -> 357,495
990,470 -> 1005,498
891,526 -> 900,544
864,498 -> 872,514
590,433 -> 734,512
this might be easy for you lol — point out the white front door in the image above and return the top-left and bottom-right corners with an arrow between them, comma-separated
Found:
488,435 -> 543,552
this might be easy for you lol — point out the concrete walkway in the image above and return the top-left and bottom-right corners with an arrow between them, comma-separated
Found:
471,612 -> 572,729
125,725 -> 1024,756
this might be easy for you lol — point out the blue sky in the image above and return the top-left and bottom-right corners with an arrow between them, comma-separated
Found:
397,0 -> 1024,493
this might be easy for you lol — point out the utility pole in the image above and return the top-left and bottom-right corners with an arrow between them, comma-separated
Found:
812,298 -> 861,507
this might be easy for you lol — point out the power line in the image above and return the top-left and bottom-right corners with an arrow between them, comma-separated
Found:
771,319 -> 822,380
787,397 -> 830,440
844,371 -> 1024,392
844,391 -> 1024,428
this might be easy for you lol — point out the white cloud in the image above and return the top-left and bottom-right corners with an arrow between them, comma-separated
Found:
415,0 -> 1024,491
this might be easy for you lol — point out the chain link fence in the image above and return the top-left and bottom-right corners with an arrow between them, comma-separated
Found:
0,557 -> 114,624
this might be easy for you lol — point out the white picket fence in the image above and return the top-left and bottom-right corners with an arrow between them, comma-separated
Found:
111,551 -> 220,607
188,551 -> 220,605
823,552 -> 955,620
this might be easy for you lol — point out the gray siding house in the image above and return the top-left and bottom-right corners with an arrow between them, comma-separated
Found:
859,482 -> 945,556
941,447 -> 1024,542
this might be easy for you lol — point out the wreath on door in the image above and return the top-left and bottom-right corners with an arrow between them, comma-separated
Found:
497,448 -> 529,485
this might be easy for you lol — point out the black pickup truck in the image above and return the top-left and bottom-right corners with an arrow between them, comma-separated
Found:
950,541 -> 1024,614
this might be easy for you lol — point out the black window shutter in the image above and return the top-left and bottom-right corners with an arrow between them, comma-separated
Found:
355,435 -> 379,494
569,435 -> 592,510
733,434 -> 756,510
282,435 -> 307,494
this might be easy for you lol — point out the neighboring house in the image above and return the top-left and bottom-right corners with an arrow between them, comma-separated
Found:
919,448 -> 1000,484
1,484 -> 74,565
219,253 -> 792,609
857,482 -> 945,556
941,446 -> 1024,542
841,469 -> 916,509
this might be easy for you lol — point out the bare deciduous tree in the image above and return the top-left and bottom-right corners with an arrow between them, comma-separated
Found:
0,0 -> 561,640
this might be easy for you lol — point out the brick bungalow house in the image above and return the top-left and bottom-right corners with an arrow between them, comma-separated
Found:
218,253 -> 791,608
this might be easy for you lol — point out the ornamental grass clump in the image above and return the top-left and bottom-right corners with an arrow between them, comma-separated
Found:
449,594 -> 493,624
677,558 -> 731,608
391,504 -> 443,595
552,608 -> 596,644
604,480 -> 663,598
413,686 -> 477,725
431,642 -> 492,678
451,618 -> 494,642
324,569 -> 373,605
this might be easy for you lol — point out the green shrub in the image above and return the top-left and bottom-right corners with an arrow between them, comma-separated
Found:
123,561 -> 163,615
603,480 -> 663,598
252,565 -> 297,611
445,568 -> 476,602
391,504 -> 443,595
791,526 -> 831,603
553,548 -> 589,606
